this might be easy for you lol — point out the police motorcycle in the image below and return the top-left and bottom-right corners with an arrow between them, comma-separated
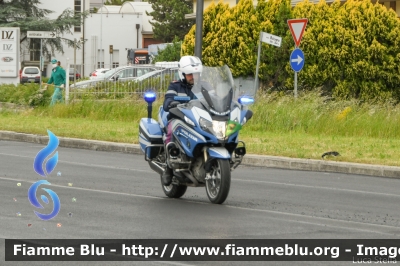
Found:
139,65 -> 254,204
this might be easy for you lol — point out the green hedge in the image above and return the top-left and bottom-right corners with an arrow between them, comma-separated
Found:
182,0 -> 400,101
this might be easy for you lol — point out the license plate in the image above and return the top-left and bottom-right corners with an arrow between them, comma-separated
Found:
28,79 -> 35,82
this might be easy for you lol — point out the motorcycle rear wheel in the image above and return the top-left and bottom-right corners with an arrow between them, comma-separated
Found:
161,177 -> 187,198
205,159 -> 231,204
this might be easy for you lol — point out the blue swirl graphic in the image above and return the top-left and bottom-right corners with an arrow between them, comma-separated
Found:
33,130 -> 59,177
28,180 -> 60,221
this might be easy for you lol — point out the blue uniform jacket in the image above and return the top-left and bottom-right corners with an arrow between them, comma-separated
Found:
163,80 -> 195,112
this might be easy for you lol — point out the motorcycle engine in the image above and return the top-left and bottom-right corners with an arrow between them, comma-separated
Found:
191,157 -> 205,182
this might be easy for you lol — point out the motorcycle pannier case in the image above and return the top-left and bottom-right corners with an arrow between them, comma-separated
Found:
139,118 -> 163,159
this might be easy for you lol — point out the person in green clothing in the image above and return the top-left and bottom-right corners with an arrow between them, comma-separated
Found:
44,58 -> 66,106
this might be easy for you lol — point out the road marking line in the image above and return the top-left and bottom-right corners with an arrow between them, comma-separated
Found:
234,178 -> 400,198
0,152 -> 152,173
1,176 -> 399,236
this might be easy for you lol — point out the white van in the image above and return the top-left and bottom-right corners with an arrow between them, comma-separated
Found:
21,67 -> 41,84
155,61 -> 179,69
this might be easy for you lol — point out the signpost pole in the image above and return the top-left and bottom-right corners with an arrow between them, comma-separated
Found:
294,66 -> 298,98
40,38 -> 42,91
66,57 -> 69,104
74,38 -> 77,85
254,32 -> 262,94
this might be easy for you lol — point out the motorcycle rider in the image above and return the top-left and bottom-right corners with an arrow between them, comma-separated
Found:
161,55 -> 203,186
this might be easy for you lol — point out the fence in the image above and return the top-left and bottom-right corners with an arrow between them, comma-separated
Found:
64,63 -> 256,102
66,63 -> 179,102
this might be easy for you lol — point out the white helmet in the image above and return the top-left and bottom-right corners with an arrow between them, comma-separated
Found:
178,55 -> 203,81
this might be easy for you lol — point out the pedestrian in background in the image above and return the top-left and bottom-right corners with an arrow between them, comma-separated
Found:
44,58 -> 66,106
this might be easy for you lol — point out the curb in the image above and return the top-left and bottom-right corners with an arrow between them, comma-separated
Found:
1,130 -> 399,179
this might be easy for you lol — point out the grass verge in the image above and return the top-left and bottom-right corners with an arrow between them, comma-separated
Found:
0,91 -> 399,166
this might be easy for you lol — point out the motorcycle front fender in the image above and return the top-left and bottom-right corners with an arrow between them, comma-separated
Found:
207,147 -> 231,159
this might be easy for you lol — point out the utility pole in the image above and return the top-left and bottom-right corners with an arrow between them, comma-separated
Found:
194,0 -> 204,59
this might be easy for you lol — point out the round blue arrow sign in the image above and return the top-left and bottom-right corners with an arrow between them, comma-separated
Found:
290,48 -> 305,72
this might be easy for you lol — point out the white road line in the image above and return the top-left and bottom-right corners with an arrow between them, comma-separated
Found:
234,178 -> 400,198
0,152 -> 153,173
1,176 -> 399,236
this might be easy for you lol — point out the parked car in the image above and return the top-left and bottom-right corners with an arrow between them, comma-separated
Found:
20,67 -> 41,84
70,65 -> 157,89
89,68 -> 110,80
69,68 -> 81,81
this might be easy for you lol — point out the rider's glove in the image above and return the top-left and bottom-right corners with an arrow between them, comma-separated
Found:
168,101 -> 180,109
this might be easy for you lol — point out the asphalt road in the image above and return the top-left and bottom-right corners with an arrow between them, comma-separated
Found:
1,140 -> 400,266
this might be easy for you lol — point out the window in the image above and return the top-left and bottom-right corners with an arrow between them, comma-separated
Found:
24,68 -> 39,74
29,39 -> 40,61
118,68 -> 134,78
390,1 -> 396,11
97,62 -> 104,68
74,0 -> 81,32
136,68 -> 151,77
112,62 -> 119,68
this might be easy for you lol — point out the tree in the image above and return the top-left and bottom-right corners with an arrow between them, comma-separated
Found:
146,0 -> 194,42
256,0 -> 292,87
182,1 -> 231,66
152,36 -> 182,63
292,0 -> 400,101
183,0 -> 259,77
0,0 -> 87,57
182,0 -> 400,101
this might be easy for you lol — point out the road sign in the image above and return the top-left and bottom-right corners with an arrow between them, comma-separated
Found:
0,27 -> 20,79
261,32 -> 282,47
27,31 -> 57,39
290,48 -> 305,72
287,19 -> 308,47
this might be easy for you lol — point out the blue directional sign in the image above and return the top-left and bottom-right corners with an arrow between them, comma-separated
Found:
290,48 -> 305,72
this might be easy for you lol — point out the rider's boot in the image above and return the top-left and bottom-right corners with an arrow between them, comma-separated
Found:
162,167 -> 173,186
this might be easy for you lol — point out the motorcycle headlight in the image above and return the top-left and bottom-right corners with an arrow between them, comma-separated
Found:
199,118 -> 227,140
212,121 -> 227,139
199,117 -> 213,131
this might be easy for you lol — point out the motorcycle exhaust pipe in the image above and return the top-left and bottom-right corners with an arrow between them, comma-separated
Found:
148,161 -> 164,175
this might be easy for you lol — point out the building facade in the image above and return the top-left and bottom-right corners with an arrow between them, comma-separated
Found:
19,0 -> 159,77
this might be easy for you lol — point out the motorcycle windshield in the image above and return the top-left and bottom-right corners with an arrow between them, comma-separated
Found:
192,65 -> 237,116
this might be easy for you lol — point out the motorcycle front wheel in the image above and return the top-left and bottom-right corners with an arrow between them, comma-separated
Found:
161,177 -> 187,199
205,159 -> 231,204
